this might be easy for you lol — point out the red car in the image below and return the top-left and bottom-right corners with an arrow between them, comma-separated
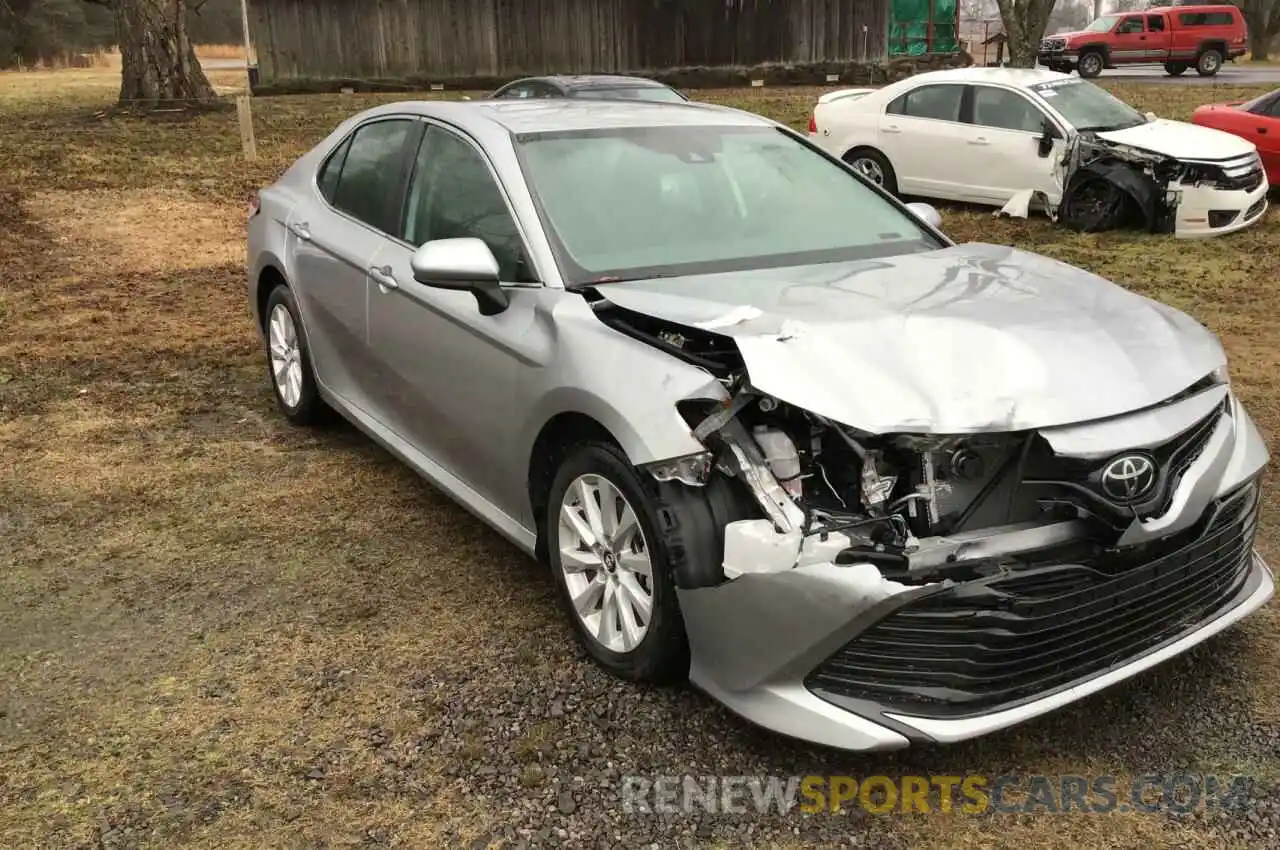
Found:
1192,89 -> 1280,185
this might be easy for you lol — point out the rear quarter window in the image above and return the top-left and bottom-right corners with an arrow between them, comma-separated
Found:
1177,11 -> 1237,26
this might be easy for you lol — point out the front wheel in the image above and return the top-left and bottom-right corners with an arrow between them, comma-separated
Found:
1165,62 -> 1188,76
546,443 -> 691,683
1077,51 -> 1104,79
1196,49 -> 1222,77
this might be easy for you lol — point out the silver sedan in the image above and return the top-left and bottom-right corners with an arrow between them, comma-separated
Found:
247,97 -> 1273,751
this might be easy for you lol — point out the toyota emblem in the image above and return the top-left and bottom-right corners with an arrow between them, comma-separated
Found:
1100,454 -> 1157,503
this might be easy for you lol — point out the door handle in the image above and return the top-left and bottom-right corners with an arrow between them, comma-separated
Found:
369,264 -> 398,291
1258,127 -> 1268,135
969,136 -> 991,146
882,124 -> 902,134
288,221 -> 311,241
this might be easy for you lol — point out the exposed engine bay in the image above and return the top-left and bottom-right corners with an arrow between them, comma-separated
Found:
593,294 -> 1233,589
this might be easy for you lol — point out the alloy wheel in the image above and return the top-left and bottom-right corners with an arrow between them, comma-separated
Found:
556,473 -> 655,654
268,303 -> 304,409
851,157 -> 885,185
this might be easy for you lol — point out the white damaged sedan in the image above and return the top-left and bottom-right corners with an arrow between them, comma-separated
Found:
810,67 -> 1269,238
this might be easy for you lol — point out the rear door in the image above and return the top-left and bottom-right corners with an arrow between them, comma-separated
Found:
961,84 -> 1064,204
879,83 -> 968,199
286,117 -> 420,409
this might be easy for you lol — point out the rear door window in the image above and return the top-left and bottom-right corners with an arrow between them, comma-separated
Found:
329,119 -> 417,234
887,84 -> 964,122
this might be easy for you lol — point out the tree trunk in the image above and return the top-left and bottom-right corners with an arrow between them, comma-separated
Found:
1249,24 -> 1271,61
113,0 -> 216,108
996,0 -> 1060,68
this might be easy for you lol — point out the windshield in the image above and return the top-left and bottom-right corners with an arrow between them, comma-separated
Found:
572,87 -> 687,103
1084,15 -> 1118,32
1029,78 -> 1147,132
514,125 -> 943,286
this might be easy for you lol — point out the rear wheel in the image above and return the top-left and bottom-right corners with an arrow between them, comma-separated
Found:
1077,51 -> 1104,79
1196,49 -> 1223,77
843,148 -> 899,195
1164,62 -> 1188,76
263,285 -> 328,426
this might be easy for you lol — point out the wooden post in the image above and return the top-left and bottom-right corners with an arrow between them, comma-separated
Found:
239,0 -> 254,93
237,95 -> 257,160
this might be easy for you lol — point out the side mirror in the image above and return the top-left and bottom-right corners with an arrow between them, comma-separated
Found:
1037,120 -> 1058,158
410,237 -> 509,316
1144,110 -> 1157,122
905,202 -> 943,230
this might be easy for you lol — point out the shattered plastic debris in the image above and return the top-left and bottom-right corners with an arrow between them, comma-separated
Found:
995,189 -> 1051,220
692,305 -> 763,330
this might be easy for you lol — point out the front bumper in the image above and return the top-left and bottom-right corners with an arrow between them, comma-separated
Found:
677,391 -> 1273,751
1173,177 -> 1270,238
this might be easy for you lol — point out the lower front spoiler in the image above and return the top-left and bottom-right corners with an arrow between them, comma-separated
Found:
678,551 -> 1274,752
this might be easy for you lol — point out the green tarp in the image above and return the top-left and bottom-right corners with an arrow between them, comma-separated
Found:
889,0 -> 960,56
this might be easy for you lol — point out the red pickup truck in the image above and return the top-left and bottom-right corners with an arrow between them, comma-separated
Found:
1038,5 -> 1248,79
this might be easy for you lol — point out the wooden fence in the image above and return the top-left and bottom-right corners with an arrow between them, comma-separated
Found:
249,0 -> 891,86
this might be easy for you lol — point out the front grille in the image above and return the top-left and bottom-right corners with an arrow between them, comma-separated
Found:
1023,397 -> 1226,526
1188,152 -> 1265,192
1245,198 -> 1267,221
806,482 -> 1260,718
1040,38 -> 1066,52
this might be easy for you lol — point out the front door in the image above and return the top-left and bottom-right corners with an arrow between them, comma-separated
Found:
961,85 -> 1063,204
365,122 -> 543,516
1112,15 -> 1152,63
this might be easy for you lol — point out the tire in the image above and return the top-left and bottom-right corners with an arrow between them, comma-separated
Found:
263,284 -> 328,426
545,442 -> 696,684
843,148 -> 899,196
1077,51 -> 1104,79
1196,49 -> 1222,77
1164,62 -> 1188,76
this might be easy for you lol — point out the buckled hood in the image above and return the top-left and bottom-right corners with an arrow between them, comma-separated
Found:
594,243 -> 1227,434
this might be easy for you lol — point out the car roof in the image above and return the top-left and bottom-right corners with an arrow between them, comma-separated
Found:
355,98 -> 770,135
512,74 -> 676,91
898,67 -> 1074,89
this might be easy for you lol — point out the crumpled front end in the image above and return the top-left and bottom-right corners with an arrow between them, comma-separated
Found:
1052,135 -> 1270,239
666,378 -> 1272,750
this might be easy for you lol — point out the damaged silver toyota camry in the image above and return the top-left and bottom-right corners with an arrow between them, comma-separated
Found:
247,97 -> 1274,751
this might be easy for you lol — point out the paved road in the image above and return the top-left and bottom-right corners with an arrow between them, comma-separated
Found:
1043,64 -> 1280,86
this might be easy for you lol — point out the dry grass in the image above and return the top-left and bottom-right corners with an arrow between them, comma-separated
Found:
0,67 -> 1277,849
194,44 -> 249,61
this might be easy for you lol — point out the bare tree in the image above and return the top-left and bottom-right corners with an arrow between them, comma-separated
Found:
995,0 -> 1060,66
84,0 -> 216,107
1234,0 -> 1280,60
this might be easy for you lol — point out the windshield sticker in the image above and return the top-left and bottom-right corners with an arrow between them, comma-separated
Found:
1033,79 -> 1079,91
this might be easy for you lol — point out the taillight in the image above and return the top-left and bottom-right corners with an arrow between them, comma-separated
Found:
248,193 -> 261,220
808,112 -> 817,134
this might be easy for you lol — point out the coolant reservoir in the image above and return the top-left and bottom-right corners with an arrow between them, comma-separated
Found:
753,426 -> 802,499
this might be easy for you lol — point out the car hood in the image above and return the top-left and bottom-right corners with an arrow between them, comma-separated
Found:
1095,118 -> 1256,161
595,243 -> 1226,435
